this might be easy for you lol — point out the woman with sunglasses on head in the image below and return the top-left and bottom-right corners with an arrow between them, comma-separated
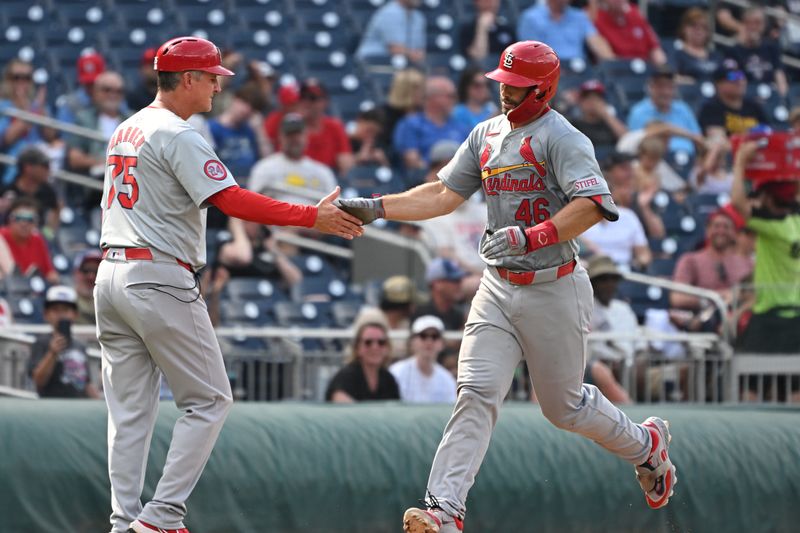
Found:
326,320 -> 400,403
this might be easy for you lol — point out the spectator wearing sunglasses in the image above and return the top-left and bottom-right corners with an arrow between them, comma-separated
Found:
0,58 -> 48,185
326,320 -> 400,403
670,207 -> 753,331
698,59 -> 768,141
390,315 -> 456,403
66,71 -> 131,181
0,196 -> 58,283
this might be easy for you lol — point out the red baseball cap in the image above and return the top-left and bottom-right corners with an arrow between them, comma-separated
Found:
77,52 -> 106,85
710,204 -> 746,231
141,47 -> 157,66
579,79 -> 606,97
278,84 -> 300,107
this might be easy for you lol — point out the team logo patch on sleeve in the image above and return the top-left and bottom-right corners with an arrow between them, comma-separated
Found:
204,160 -> 228,181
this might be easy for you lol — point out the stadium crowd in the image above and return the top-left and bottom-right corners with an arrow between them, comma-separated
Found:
0,0 -> 798,403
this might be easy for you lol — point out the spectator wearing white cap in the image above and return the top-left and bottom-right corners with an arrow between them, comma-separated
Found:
390,315 -> 457,403
28,285 -> 101,398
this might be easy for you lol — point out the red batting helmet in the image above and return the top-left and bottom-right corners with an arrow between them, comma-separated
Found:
154,36 -> 234,76
486,41 -> 560,123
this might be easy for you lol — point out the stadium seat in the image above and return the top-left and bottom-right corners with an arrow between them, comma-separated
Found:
220,299 -> 265,326
274,301 -> 333,328
558,65 -> 598,93
347,0 -> 383,31
56,225 -> 93,261
225,277 -> 280,301
294,1 -> 342,33
331,300 -> 362,328
665,150 -> 695,180
649,190 -> 685,233
9,296 -> 43,324
342,164 -> 384,189
648,257 -> 678,278
686,192 -> 728,224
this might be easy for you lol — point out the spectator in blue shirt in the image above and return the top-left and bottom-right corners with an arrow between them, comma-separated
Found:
517,0 -> 613,62
452,67 -> 498,132
393,76 -> 471,171
626,66 -> 703,156
208,86 -> 266,185
0,59 -> 48,185
356,0 -> 427,65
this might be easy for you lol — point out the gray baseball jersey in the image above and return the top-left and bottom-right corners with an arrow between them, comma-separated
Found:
419,107 -> 651,524
96,105 -> 236,532
100,107 -> 237,270
439,108 -> 613,271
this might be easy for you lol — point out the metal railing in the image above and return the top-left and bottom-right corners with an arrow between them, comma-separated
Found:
0,329 -> 36,397
623,269 -> 734,341
0,323 -> 738,403
730,353 -> 800,403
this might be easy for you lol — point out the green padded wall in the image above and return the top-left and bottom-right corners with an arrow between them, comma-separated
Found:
1,401 -> 798,533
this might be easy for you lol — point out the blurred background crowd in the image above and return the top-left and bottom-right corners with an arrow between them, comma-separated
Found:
0,0 -> 798,404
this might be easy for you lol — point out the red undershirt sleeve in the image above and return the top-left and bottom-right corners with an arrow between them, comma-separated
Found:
207,185 -> 318,228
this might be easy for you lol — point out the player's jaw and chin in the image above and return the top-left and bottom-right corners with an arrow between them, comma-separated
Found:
499,83 -> 534,115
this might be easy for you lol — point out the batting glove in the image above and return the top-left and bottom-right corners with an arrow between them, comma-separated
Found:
335,197 -> 385,225
481,226 -> 528,260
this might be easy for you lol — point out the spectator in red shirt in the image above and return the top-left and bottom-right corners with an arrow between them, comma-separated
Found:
263,82 -> 301,151
595,0 -> 667,65
297,79 -> 354,175
0,196 -> 58,283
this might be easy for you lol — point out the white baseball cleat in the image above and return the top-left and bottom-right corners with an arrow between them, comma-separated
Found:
635,416 -> 677,509
403,507 -> 464,533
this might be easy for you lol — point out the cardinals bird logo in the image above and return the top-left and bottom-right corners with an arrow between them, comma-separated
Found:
480,142 -> 492,170
519,136 -> 547,177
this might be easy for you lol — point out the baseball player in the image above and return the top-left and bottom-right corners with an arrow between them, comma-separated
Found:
95,37 -> 362,533
338,41 -> 676,533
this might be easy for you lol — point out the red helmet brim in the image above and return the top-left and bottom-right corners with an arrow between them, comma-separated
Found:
200,65 -> 235,76
485,68 -> 538,88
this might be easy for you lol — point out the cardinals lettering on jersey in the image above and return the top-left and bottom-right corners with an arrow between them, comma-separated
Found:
481,134 -> 548,197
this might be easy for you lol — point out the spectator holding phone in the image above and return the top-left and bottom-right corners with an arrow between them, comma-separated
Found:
28,285 -> 101,398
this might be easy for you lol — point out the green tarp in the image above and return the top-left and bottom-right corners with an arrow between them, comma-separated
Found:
1,401 -> 798,533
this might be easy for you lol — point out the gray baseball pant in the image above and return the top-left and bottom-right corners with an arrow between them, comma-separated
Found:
95,254 -> 233,532
426,265 -> 651,520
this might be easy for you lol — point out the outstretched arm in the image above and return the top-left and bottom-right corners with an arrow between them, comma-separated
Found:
337,181 -> 467,224
383,181 -> 466,221
208,185 -> 363,239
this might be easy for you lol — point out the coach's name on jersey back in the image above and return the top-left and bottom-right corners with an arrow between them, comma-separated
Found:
107,126 -> 145,154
